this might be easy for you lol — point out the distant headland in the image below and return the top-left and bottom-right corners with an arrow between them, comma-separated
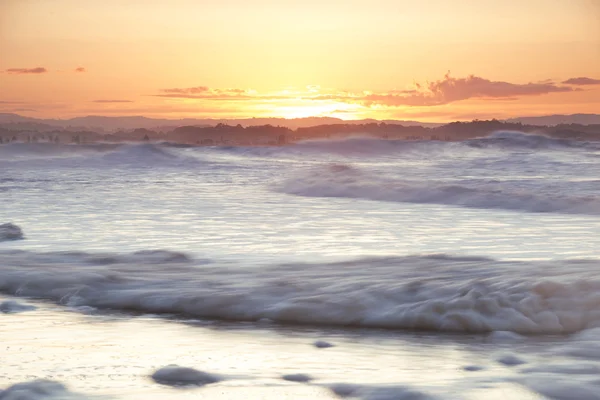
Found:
0,113 -> 598,145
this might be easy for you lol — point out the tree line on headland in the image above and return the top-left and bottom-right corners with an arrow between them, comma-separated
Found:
1,119 -> 599,146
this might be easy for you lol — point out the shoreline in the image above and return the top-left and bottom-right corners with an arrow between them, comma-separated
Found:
1,296 -> 544,400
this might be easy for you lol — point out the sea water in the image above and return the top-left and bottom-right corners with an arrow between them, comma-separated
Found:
1,131 -> 600,399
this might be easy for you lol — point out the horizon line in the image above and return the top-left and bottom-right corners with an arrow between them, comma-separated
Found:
1,111 -> 598,123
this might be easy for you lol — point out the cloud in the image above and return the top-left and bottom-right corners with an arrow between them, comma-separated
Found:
152,86 -> 293,101
535,79 -> 555,85
362,73 -> 575,107
310,73 -> 576,107
3,67 -> 88,75
0,100 -> 26,104
330,109 -> 353,113
562,77 -> 600,85
161,86 -> 210,94
222,88 -> 247,94
154,73 -> 578,109
155,93 -> 255,100
388,89 -> 419,95
5,67 -> 47,74
92,99 -> 133,103
155,86 -> 269,100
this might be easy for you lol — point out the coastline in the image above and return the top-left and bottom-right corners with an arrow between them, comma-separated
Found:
1,119 -> 599,147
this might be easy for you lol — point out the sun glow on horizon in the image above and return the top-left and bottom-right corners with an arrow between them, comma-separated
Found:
1,0 -> 599,121
264,101 -> 363,120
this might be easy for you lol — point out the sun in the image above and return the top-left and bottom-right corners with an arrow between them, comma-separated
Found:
276,105 -> 335,119
270,101 -> 362,120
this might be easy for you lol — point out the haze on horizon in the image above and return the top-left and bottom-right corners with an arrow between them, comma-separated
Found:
1,0 -> 599,123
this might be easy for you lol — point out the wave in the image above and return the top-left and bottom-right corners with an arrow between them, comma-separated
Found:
275,164 -> 600,215
2,249 -> 600,334
1,132 -> 597,166
0,142 -> 205,167
276,136 -> 451,156
0,142 -> 117,162
100,143 -> 180,164
466,131 -> 600,150
213,132 -> 599,160
213,136 -> 457,160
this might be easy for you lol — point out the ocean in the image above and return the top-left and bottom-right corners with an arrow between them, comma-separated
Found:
1,131 -> 600,399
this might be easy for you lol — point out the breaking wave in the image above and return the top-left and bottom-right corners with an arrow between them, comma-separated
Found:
2,249 -> 600,334
213,132 -> 599,160
467,131 -> 600,150
0,142 -> 117,161
215,136 -> 454,159
0,142 -> 204,167
275,164 -> 600,215
1,132 -> 597,167
100,143 -> 180,164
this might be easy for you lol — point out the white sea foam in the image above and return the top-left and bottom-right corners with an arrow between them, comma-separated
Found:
504,325 -> 600,398
555,343 -> 600,360
521,364 -> 600,375
517,376 -> 600,400
486,331 -> 526,343
0,299 -> 36,313
2,250 -> 600,335
276,164 -> 600,215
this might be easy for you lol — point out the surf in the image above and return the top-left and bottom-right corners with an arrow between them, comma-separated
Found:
2,249 -> 600,334
275,163 -> 600,215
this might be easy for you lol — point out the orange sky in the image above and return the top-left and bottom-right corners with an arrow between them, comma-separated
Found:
1,0 -> 599,122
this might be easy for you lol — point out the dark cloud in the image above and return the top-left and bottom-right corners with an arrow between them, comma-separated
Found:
0,100 -> 26,104
562,77 -> 600,85
92,100 -> 133,103
74,67 -> 86,73
5,67 -> 47,74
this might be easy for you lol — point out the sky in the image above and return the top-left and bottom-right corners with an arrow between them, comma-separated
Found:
1,0 -> 599,122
